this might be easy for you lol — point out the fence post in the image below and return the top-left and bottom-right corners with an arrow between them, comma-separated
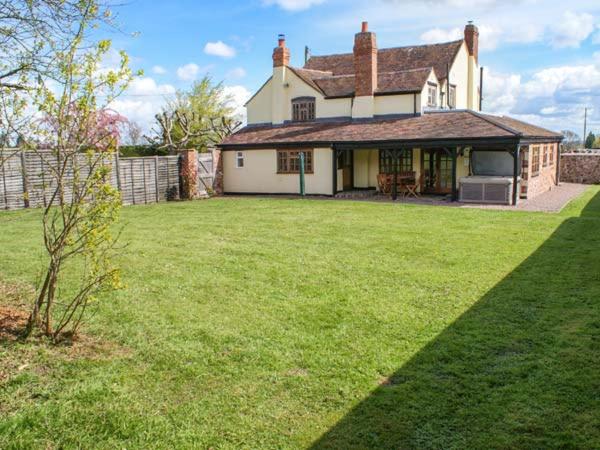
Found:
131,160 -> 136,204
154,156 -> 160,202
20,151 -> 30,208
142,158 -> 148,203
114,152 -> 122,191
1,151 -> 8,209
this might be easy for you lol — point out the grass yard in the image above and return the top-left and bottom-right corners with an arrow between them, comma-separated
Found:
1,189 -> 600,449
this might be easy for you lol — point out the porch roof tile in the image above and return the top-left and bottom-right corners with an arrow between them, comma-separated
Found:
220,111 -> 563,148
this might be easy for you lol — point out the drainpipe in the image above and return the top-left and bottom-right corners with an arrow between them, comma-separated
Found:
479,67 -> 484,111
446,63 -> 450,109
413,93 -> 417,116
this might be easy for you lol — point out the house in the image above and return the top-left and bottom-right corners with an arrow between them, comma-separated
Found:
219,21 -> 562,205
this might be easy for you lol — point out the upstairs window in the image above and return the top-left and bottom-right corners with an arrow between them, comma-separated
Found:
449,85 -> 457,109
292,97 -> 315,122
277,149 -> 313,173
427,84 -> 438,107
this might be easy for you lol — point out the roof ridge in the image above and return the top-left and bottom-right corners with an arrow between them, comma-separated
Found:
494,114 -> 562,137
287,66 -> 326,95
305,39 -> 464,62
378,67 -> 433,75
466,111 -> 522,136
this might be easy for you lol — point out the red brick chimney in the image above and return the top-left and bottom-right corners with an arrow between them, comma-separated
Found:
464,21 -> 479,63
353,21 -> 377,96
273,34 -> 290,67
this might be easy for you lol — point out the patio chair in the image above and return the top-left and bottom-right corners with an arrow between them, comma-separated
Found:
404,174 -> 421,199
377,174 -> 391,195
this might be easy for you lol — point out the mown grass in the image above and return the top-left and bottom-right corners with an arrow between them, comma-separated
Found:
1,189 -> 599,449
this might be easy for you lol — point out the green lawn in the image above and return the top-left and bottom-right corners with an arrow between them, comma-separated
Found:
1,190 -> 600,449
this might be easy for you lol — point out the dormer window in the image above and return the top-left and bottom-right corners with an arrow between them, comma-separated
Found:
292,97 -> 315,121
449,85 -> 457,109
427,83 -> 438,107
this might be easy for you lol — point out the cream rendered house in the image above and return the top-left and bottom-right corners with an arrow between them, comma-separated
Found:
220,22 -> 562,205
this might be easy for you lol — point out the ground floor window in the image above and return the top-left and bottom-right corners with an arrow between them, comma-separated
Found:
236,151 -> 244,168
277,149 -> 313,174
531,146 -> 540,176
379,150 -> 413,174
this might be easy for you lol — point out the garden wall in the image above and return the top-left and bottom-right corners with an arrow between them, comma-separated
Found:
560,153 -> 600,184
0,149 -> 216,210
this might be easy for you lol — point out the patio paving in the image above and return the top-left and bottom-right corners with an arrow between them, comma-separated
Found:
336,183 -> 589,213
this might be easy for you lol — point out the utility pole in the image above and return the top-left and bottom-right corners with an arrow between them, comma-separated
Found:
583,107 -> 588,148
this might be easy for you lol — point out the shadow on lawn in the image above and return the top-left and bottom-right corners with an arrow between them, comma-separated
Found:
311,192 -> 600,450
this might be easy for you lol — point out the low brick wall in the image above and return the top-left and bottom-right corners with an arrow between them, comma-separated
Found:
560,153 -> 600,184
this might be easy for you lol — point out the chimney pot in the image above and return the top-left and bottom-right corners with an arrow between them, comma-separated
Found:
361,21 -> 368,32
273,34 -> 290,67
464,22 -> 479,63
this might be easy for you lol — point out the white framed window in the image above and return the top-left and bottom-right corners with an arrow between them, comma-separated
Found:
449,85 -> 456,109
236,151 -> 244,168
427,84 -> 437,107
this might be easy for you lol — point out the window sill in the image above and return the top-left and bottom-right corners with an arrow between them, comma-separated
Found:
277,171 -> 314,175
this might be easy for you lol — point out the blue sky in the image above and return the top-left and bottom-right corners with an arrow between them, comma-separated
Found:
106,0 -> 600,137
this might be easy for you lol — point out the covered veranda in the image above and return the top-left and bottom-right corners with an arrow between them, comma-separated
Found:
332,137 -> 528,205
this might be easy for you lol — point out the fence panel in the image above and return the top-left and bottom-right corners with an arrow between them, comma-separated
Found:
0,151 -> 25,210
0,149 -> 212,211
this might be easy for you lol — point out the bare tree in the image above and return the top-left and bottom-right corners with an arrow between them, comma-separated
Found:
561,130 -> 581,152
22,2 -> 134,342
124,120 -> 143,145
146,109 -> 240,153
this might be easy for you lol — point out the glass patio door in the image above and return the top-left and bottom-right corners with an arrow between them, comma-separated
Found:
421,150 -> 453,194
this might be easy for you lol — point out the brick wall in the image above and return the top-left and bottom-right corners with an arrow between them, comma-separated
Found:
560,153 -> 600,184
522,142 -> 559,199
353,23 -> 378,97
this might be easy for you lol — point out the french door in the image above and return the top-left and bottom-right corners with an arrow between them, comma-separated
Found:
421,149 -> 453,194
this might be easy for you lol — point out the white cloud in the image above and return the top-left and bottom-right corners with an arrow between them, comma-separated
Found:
483,62 -> 600,133
262,0 -> 325,11
109,77 -> 176,133
222,85 -> 252,123
420,27 -> 462,44
176,63 -> 200,81
549,11 -> 595,48
204,41 -> 236,58
484,69 -> 521,114
226,67 -> 247,80
152,65 -> 167,75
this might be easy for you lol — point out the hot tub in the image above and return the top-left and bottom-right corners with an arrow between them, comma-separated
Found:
459,176 -> 520,205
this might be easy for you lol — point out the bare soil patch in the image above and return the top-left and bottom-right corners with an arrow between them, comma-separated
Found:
1,279 -> 131,386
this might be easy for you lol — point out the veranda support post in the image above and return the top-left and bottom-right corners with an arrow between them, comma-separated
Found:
299,151 -> 305,196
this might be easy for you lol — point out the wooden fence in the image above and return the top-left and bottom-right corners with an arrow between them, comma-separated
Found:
0,149 -> 215,210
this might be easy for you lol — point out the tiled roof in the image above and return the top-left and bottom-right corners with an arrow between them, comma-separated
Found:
476,113 -> 562,138
304,40 -> 464,82
221,111 -> 563,148
290,66 -> 433,98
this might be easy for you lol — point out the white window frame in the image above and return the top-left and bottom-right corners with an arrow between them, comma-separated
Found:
449,85 -> 457,109
235,151 -> 244,168
427,84 -> 438,107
